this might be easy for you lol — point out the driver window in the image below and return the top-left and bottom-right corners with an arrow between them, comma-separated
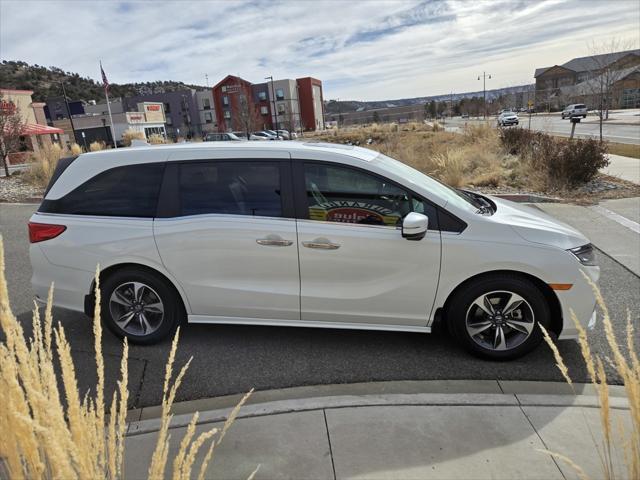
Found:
304,163 -> 411,226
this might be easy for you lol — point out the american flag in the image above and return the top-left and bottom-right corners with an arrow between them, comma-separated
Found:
100,62 -> 109,92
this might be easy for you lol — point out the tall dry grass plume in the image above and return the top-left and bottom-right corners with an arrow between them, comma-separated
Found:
89,141 -> 106,152
0,237 -> 253,479
22,143 -> 64,189
122,129 -> 146,147
540,273 -> 639,480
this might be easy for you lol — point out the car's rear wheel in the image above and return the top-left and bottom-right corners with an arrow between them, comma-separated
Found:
101,268 -> 181,344
447,274 -> 550,360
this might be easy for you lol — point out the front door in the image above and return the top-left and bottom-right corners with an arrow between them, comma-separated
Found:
154,157 -> 300,321
295,162 -> 441,327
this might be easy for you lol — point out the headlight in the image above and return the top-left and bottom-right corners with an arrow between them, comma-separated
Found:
568,244 -> 597,266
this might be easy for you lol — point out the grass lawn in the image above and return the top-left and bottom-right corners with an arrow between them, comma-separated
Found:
607,142 -> 640,159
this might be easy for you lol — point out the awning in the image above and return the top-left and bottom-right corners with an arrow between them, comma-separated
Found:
21,123 -> 64,135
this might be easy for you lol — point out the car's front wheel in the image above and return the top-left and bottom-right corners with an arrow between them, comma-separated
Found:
101,268 -> 182,344
447,274 -> 550,360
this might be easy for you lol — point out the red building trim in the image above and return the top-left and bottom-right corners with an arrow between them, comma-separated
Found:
296,77 -> 323,131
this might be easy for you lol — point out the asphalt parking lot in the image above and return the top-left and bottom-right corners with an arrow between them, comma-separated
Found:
1,203 -> 638,409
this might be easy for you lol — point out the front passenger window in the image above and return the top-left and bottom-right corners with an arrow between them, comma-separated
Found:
303,163 -> 411,226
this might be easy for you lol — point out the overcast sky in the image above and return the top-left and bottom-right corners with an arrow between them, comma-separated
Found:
1,0 -> 638,101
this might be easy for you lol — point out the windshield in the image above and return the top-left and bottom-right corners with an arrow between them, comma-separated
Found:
373,153 -> 482,213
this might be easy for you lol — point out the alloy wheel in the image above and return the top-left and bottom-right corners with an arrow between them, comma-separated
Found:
465,290 -> 535,352
109,281 -> 164,336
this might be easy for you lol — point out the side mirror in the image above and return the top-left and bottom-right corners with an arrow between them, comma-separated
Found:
402,212 -> 428,241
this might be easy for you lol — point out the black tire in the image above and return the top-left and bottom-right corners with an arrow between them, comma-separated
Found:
446,274 -> 550,360
101,267 -> 182,344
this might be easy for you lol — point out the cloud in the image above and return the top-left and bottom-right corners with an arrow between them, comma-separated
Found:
1,0 -> 638,101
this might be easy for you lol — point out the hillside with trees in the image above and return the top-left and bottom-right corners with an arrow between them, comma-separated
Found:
0,60 -> 206,101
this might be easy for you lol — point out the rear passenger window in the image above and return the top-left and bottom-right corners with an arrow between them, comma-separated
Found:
179,162 -> 282,217
39,163 -> 164,217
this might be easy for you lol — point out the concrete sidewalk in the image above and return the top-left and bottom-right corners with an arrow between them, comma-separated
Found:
602,154 -> 640,184
123,381 -> 632,479
535,197 -> 640,275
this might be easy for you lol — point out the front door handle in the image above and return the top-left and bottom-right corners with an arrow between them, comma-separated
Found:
256,236 -> 293,247
302,239 -> 340,250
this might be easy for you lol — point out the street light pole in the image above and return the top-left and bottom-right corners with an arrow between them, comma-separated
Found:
59,81 -> 77,144
477,72 -> 491,120
265,75 -> 279,138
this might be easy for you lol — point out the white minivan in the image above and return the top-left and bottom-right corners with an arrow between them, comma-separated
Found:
29,142 -> 599,359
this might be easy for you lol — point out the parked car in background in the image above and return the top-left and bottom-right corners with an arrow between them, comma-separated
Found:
275,130 -> 291,140
234,131 -> 266,141
30,142 -> 598,360
461,113 -> 469,119
252,131 -> 277,140
561,104 -> 588,119
204,132 -> 241,142
264,129 -> 285,139
497,111 -> 519,126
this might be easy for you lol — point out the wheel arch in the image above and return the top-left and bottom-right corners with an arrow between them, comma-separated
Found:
438,269 -> 563,336
84,262 -> 189,320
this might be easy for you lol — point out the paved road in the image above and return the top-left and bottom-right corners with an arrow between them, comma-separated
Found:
446,114 -> 640,144
1,203 -> 638,409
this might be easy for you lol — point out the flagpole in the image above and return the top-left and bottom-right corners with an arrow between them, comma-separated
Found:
104,87 -> 117,149
100,61 -> 117,148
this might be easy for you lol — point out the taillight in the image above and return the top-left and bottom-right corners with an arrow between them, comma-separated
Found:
28,222 -> 66,243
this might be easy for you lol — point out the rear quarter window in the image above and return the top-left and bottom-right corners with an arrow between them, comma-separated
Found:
39,163 -> 165,217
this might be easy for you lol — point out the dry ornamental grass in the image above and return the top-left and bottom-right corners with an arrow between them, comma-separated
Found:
540,272 -> 639,480
0,238 -> 255,479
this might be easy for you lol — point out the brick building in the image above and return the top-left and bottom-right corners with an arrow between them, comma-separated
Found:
212,75 -> 324,133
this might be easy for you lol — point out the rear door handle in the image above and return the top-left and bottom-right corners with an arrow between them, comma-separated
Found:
256,236 -> 293,247
302,240 -> 340,250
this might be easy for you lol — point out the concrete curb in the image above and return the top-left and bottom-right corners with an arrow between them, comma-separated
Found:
126,380 -> 630,437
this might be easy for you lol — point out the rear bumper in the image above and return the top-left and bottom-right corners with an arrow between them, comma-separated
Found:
30,244 -> 92,313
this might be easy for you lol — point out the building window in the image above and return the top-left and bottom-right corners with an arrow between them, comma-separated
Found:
260,106 -> 268,115
276,88 -> 284,100
164,102 -> 171,113
166,116 -> 173,126
224,111 -> 231,119
258,91 -> 267,101
277,103 -> 286,114
221,86 -> 227,93
205,112 -> 213,123
203,98 -> 211,110
223,95 -> 229,106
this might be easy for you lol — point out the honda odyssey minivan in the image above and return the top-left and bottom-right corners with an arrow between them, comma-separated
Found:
29,142 -> 599,359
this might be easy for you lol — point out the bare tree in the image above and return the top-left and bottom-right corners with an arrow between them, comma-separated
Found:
585,38 -> 638,141
236,94 -> 261,139
0,96 -> 24,177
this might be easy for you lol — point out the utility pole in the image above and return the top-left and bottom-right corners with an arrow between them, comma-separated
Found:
59,81 -> 77,144
265,75 -> 279,138
477,72 -> 491,120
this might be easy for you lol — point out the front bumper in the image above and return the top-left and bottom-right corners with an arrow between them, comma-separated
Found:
556,265 -> 600,340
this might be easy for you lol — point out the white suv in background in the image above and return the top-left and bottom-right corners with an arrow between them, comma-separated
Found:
29,142 -> 598,360
561,104 -> 588,119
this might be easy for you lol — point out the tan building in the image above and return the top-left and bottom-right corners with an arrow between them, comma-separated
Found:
534,49 -> 640,110
0,88 -> 64,165
54,101 -> 167,147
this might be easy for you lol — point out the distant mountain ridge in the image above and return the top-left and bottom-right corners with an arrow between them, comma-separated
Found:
0,60 -> 207,102
324,84 -> 534,114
